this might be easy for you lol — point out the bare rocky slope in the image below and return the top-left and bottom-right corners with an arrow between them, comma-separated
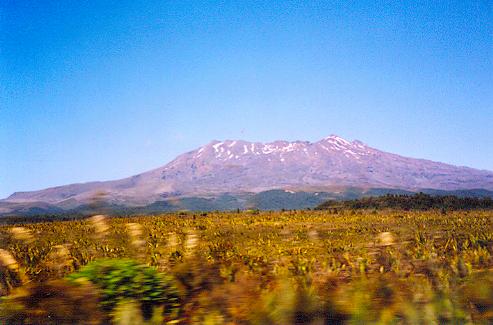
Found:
3,135 -> 493,214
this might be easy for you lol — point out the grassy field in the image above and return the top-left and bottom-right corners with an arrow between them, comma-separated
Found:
1,209 -> 493,324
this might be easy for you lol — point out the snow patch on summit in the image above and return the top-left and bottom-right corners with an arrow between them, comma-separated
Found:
213,142 -> 223,152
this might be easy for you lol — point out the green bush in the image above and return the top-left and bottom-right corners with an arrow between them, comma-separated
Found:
67,259 -> 180,320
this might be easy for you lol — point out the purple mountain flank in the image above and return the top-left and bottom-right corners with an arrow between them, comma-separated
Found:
5,135 -> 493,206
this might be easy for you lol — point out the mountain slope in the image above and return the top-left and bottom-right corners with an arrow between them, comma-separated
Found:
4,135 -> 493,210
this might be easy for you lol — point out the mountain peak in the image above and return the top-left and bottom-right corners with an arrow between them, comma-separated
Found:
203,135 -> 352,149
321,134 -> 351,144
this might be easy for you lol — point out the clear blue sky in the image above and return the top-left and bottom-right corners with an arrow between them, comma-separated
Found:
1,1 -> 492,198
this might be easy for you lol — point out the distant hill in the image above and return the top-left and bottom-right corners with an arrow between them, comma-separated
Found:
2,135 -> 493,216
316,193 -> 493,211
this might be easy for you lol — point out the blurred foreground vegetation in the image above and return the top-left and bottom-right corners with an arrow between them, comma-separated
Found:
1,209 -> 493,324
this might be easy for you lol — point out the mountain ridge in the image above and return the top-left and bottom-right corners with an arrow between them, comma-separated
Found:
3,135 -> 493,215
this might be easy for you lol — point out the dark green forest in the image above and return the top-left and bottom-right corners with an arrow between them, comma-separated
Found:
317,193 -> 493,211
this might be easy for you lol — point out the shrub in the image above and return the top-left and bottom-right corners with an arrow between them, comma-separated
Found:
67,259 -> 180,320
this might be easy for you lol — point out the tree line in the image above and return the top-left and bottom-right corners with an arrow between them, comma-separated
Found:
316,193 -> 493,211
